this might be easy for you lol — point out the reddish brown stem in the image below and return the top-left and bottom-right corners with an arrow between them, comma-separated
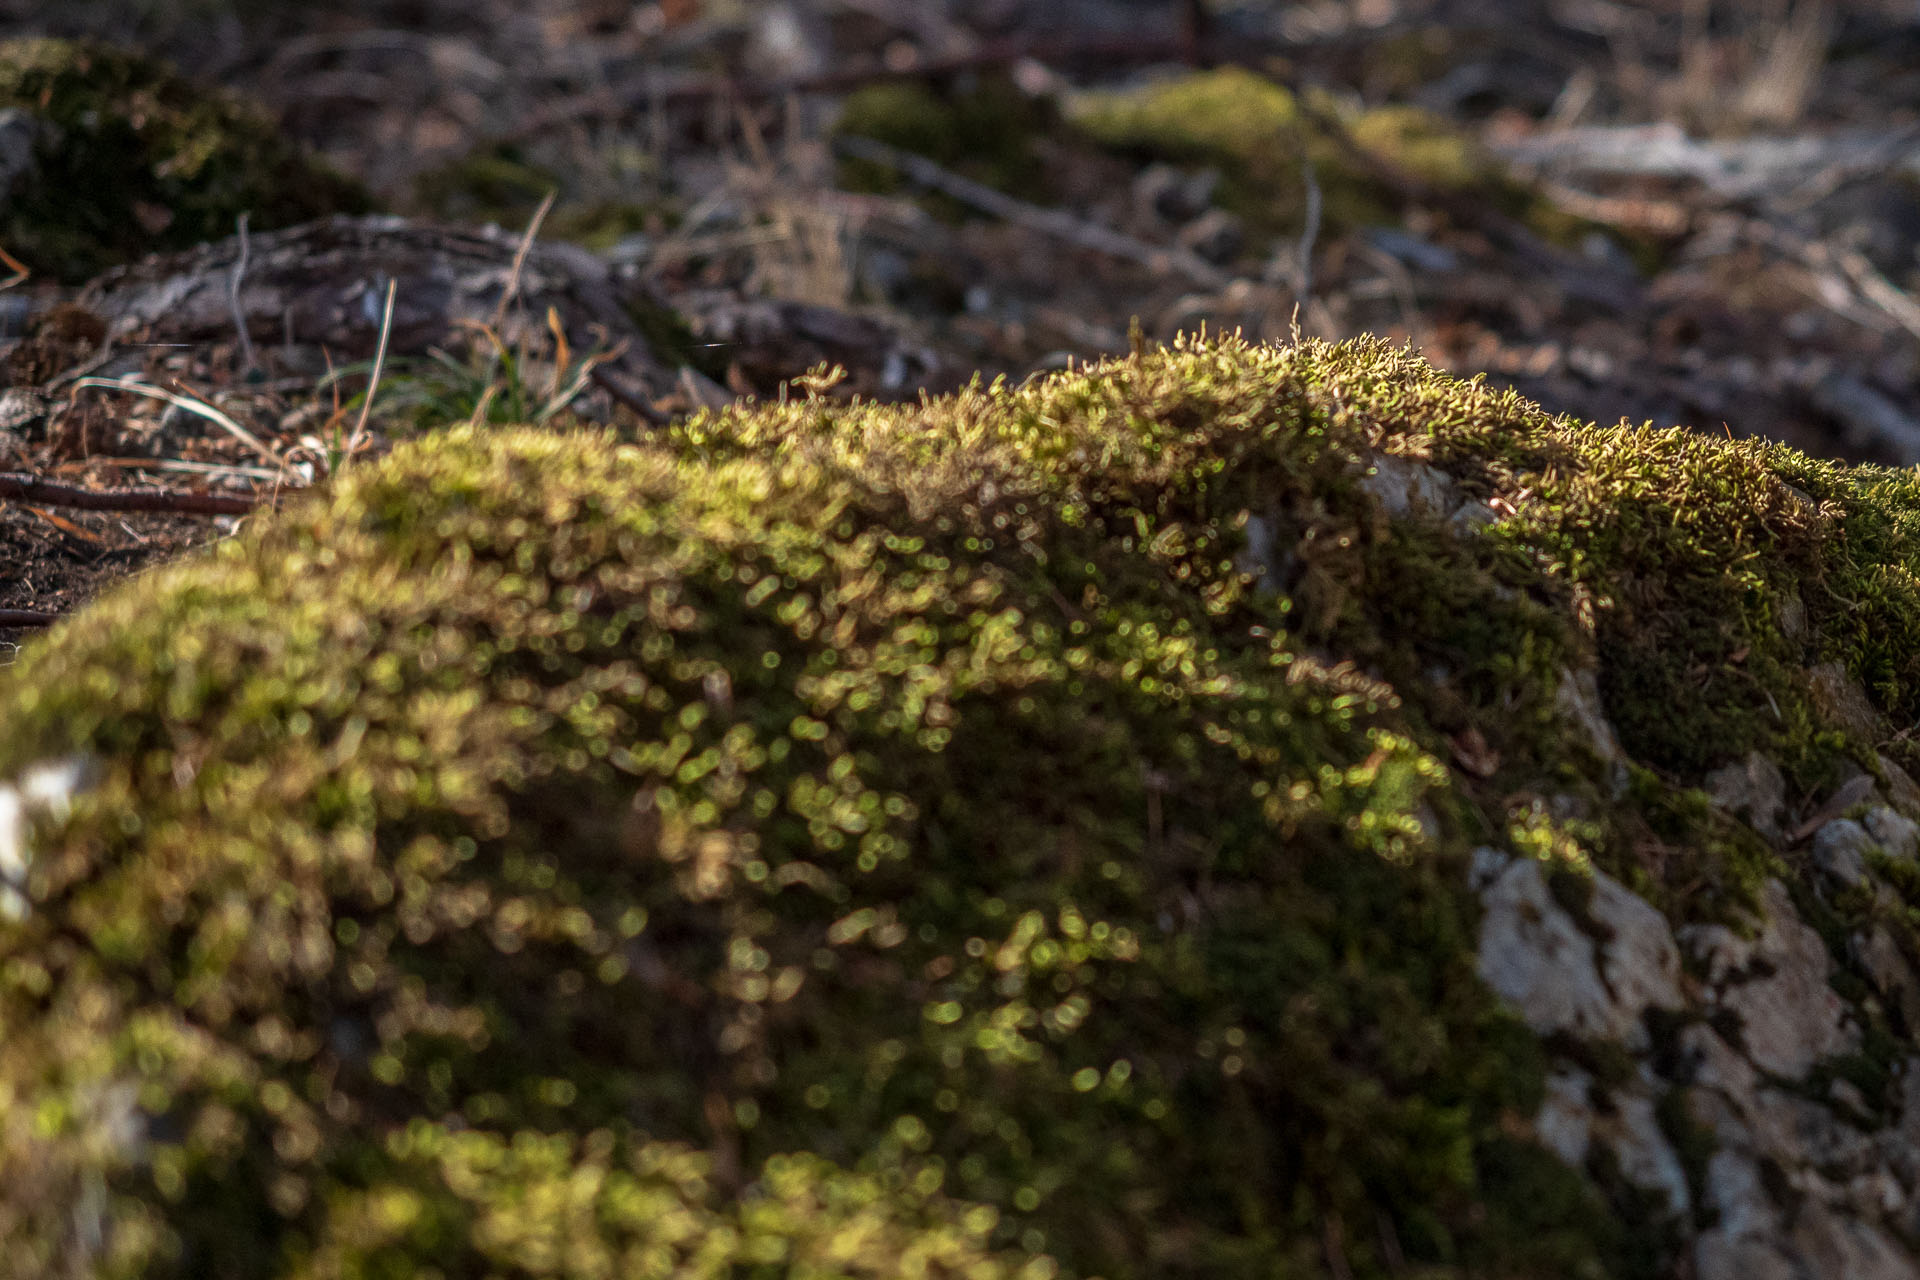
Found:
0,608 -> 57,628
0,472 -> 269,516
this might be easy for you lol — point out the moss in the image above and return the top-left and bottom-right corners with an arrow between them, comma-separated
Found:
0,38 -> 371,283
1067,67 -> 1641,262
7,335 -> 1920,1275
833,75 -> 1059,210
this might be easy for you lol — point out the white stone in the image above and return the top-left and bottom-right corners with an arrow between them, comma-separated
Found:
1536,1069 -> 1593,1166
1554,666 -> 1629,780
1360,453 -> 1456,519
1476,858 -> 1682,1048
1688,880 -> 1857,1080
1694,1228 -> 1796,1280
1606,1088 -> 1693,1218
1789,1201 -> 1919,1280
1866,804 -> 1920,861
1705,751 -> 1788,844
1812,818 -> 1874,889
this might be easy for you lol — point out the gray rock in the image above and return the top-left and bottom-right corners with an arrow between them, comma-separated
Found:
1813,818 -> 1875,889
1360,452 -> 1458,520
1605,1085 -> 1693,1218
0,755 -> 98,921
1706,751 -> 1788,844
1476,857 -> 1683,1048
1866,805 -> 1920,861
1536,1068 -> 1593,1166
1556,666 -> 1629,784
0,108 -> 45,203
1684,880 -> 1858,1080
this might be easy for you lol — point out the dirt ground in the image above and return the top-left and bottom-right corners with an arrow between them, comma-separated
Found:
4,0 -> 1920,654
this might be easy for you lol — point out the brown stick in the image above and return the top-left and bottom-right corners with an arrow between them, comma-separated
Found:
490,31 -> 1274,149
0,472 -> 270,516
0,608 -> 57,628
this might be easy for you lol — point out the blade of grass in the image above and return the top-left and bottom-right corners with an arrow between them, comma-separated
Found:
71,377 -> 286,472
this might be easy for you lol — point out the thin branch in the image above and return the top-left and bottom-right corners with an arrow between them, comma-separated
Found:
0,608 -> 56,628
0,471 -> 266,516
833,133 -> 1232,290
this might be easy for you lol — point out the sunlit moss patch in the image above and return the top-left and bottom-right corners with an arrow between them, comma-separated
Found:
5,336 -> 1920,1276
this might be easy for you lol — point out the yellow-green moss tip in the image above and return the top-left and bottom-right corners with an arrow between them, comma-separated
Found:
6,336 -> 1920,1277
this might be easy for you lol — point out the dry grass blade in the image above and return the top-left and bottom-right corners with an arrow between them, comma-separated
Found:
832,133 -> 1232,290
70,377 -> 287,472
489,189 -> 557,335
348,278 -> 399,459
0,242 -> 27,291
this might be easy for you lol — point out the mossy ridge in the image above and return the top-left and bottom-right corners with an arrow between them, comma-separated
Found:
1067,66 -> 1634,260
0,38 -> 370,282
3,336 -> 1920,1276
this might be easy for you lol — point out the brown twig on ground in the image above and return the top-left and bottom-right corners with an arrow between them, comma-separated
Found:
0,472 -> 268,516
489,30 -> 1300,150
833,133 -> 1233,290
0,608 -> 57,628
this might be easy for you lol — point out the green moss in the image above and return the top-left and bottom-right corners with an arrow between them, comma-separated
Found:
1067,67 -> 1640,262
8,335 -> 1920,1275
833,75 -> 1058,210
0,38 -> 371,282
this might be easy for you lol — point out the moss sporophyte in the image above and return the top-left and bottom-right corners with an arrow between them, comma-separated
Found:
1,335 -> 1917,1276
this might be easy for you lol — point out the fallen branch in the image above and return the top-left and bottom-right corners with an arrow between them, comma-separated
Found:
0,472 -> 268,516
0,608 -> 56,629
832,133 -> 1232,290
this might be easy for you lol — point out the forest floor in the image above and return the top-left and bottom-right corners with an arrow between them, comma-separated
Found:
3,0 -> 1920,653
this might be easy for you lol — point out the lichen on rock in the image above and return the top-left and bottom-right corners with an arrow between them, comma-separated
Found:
12,335 -> 1920,1275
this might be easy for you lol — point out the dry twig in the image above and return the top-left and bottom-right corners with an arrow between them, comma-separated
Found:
833,133 -> 1232,290
0,472 -> 266,516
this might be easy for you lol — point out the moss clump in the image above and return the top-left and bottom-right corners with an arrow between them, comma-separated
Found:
0,38 -> 370,282
1068,67 -> 1630,260
834,75 -> 1059,208
6,336 -> 1920,1276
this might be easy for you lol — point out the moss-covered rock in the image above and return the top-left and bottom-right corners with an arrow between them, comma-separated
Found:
6,336 -> 1920,1276
1068,67 -> 1634,261
0,38 -> 370,283
834,74 -> 1061,210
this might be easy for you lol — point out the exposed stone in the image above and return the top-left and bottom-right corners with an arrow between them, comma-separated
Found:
1682,880 -> 1858,1080
1476,857 -> 1683,1048
1876,754 -> 1920,821
1865,804 -> 1920,861
1812,817 -> 1874,889
1705,751 -> 1788,844
1855,925 -> 1920,1032
1602,1084 -> 1693,1218
1808,662 -> 1883,743
1535,1068 -> 1593,1166
1789,1201 -> 1917,1280
0,755 -> 95,920
1696,1225 -> 1798,1280
1747,1088 -> 1875,1178
0,106 -> 43,202
1360,451 -> 1459,520
1555,666 -> 1629,789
